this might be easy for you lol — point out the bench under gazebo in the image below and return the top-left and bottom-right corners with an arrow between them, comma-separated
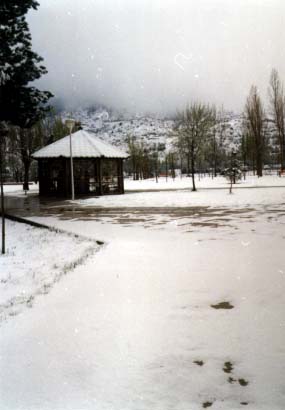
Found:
32,130 -> 128,197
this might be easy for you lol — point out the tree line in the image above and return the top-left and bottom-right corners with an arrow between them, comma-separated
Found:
2,114 -> 79,187
126,69 -> 285,191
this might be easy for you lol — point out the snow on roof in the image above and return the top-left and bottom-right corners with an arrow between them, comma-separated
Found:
32,129 -> 129,159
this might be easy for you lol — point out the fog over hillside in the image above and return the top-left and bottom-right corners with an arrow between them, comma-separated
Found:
28,0 -> 285,115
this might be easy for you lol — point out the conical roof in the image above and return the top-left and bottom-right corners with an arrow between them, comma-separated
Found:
33,130 -> 128,159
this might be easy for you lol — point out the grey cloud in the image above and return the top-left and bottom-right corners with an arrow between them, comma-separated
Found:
28,0 -> 285,114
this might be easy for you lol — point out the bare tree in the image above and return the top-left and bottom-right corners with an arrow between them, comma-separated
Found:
245,86 -> 266,177
127,136 -> 140,180
127,136 -> 157,180
208,107 -> 227,177
5,115 -> 70,190
173,134 -> 185,178
268,68 -> 285,172
174,103 -> 216,191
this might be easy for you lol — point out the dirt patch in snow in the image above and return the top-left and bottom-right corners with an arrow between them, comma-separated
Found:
202,401 -> 213,408
193,360 -> 204,366
211,301 -> 234,310
223,361 -> 234,373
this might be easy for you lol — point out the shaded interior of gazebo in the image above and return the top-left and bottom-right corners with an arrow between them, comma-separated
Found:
37,157 -> 124,197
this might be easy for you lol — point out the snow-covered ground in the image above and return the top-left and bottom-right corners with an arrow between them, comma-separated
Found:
1,176 -> 285,409
3,183 -> 38,195
75,175 -> 285,208
124,174 -> 285,190
0,220 -> 100,323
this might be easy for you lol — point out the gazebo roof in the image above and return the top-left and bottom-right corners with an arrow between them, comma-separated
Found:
32,129 -> 128,159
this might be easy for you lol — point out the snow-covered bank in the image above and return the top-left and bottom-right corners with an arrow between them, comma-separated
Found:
0,219 -> 100,323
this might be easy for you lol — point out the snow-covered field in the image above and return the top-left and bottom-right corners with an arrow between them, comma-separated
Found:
75,175 -> 285,208
124,175 -> 285,191
1,176 -> 285,410
0,220 -> 100,323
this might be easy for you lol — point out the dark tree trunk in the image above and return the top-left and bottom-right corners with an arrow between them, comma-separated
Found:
252,152 -> 255,176
187,152 -> 190,176
20,129 -> 33,191
191,143 -> 196,191
23,160 -> 31,190
132,157 -> 136,180
155,157 -> 158,183
165,156 -> 168,182
213,144 -> 217,177
280,131 -> 285,171
256,147 -> 263,177
191,159 -> 196,191
171,154 -> 175,180
243,153 -> 247,180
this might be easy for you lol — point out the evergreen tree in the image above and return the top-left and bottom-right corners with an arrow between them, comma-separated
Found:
0,0 -> 52,127
0,0 -> 52,253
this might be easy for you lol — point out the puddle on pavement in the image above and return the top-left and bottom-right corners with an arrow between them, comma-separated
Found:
6,196 -> 255,222
113,218 -> 148,224
8,194 -> 284,236
190,221 -> 232,228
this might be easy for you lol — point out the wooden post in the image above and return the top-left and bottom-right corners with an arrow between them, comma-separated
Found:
118,159 -> 124,194
121,159 -> 124,194
98,158 -> 103,195
37,160 -> 42,196
229,152 -> 233,194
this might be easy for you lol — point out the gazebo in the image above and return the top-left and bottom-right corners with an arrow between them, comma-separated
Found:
32,130 -> 128,197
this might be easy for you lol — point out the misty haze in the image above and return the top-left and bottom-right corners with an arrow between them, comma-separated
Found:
28,0 -> 285,114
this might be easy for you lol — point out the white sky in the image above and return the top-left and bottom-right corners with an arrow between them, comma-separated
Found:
28,0 -> 285,114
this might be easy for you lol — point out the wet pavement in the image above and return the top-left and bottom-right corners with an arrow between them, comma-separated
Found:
2,191 -> 264,233
4,191 -> 285,234
4,193 -> 70,216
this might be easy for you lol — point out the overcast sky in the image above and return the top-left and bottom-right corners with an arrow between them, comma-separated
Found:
28,0 -> 285,115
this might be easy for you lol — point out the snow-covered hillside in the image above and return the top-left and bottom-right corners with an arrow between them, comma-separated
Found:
62,107 -> 277,156
62,107 -> 174,151
62,108 -> 242,150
